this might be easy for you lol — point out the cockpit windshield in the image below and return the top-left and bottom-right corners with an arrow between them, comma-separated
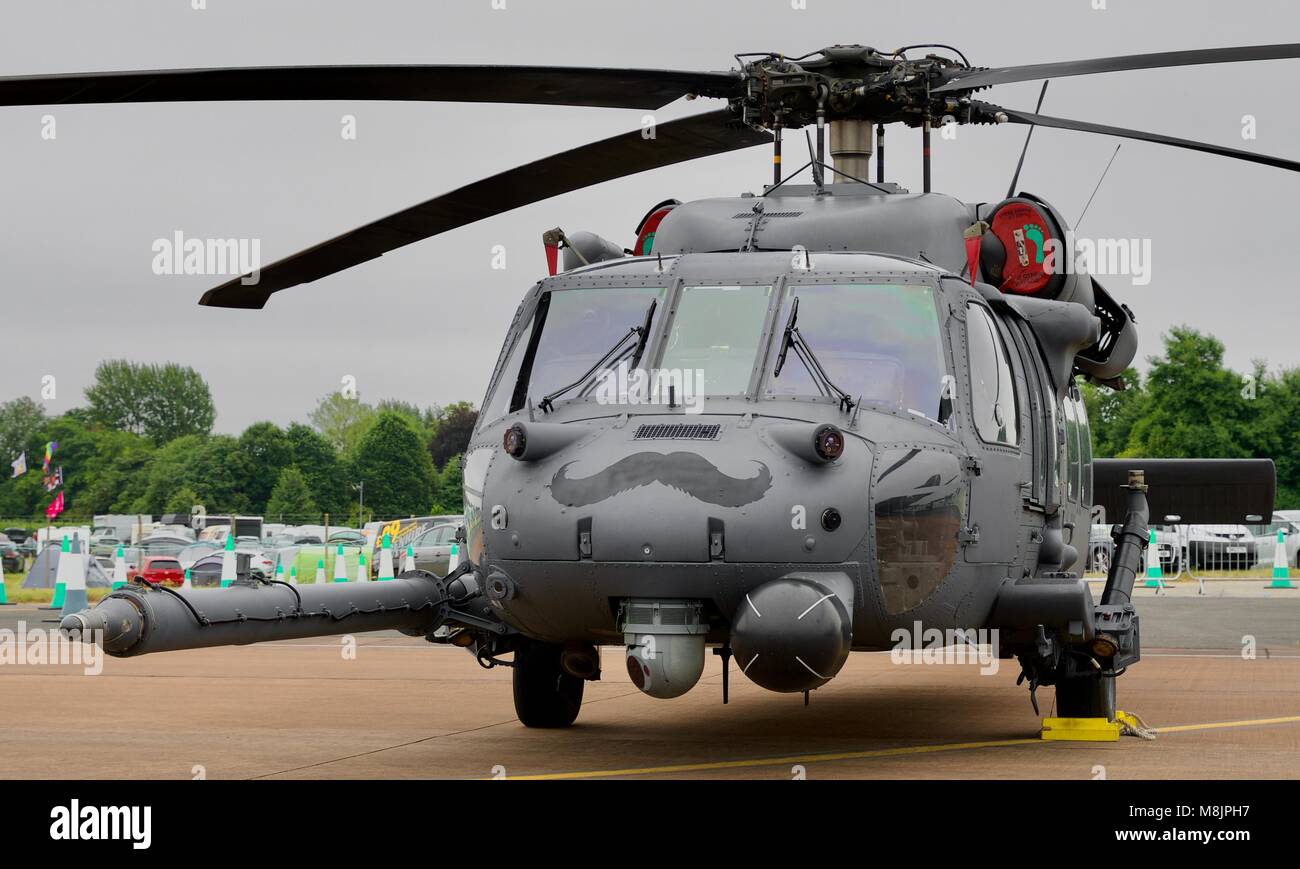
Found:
659,285 -> 773,396
764,283 -> 949,419
481,286 -> 664,422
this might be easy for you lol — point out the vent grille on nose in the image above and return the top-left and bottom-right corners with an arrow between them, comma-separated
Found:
633,424 -> 721,441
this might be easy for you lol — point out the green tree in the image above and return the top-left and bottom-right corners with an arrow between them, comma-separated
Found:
165,486 -> 201,515
429,454 -> 464,514
85,360 -> 215,444
350,412 -> 434,517
1122,328 -> 1249,458
266,466 -> 319,520
309,391 -> 377,456
1081,367 -> 1149,458
1243,365 -> 1300,508
428,402 -> 479,467
285,423 -> 348,514
133,435 -> 204,515
0,397 -> 47,466
131,434 -> 252,514
238,422 -> 293,512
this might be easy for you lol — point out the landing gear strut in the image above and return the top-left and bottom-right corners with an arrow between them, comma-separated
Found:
513,641 -> 584,728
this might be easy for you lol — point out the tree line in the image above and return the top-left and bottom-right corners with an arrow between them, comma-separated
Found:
0,360 -> 478,524
1081,327 -> 1300,509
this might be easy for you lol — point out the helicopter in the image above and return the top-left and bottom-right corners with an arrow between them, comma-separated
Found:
15,42 -> 1282,728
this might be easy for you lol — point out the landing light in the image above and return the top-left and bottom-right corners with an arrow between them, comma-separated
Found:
1091,634 -> 1118,659
504,424 -> 527,458
813,424 -> 845,462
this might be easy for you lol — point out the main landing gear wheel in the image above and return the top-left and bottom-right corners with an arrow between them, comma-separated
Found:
1055,672 -> 1117,720
513,641 -> 584,728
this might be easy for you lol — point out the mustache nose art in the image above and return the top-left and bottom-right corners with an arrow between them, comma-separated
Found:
550,451 -> 773,508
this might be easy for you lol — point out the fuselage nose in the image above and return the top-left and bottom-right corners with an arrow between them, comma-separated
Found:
478,415 -> 873,567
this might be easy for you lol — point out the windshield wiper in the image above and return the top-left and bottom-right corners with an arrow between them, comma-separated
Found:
539,298 -> 657,413
773,297 -> 856,413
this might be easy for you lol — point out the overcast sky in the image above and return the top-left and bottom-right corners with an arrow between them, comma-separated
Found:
2,0 -> 1298,433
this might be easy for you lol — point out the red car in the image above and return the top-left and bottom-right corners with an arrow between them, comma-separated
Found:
135,556 -> 184,587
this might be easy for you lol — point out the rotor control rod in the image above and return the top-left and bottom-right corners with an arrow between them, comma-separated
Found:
59,576 -> 449,657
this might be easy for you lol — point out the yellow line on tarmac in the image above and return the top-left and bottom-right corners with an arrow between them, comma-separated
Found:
503,714 -> 1300,780
1154,715 -> 1300,734
504,737 -> 1041,780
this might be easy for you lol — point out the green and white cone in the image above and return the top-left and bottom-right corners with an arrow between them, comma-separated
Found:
111,545 -> 129,590
289,564 -> 299,586
356,549 -> 369,583
181,568 -> 193,590
1269,528 -> 1295,589
219,534 -> 237,588
314,558 -> 326,585
0,554 -> 11,606
46,536 -> 69,609
274,562 -> 285,585
57,536 -> 89,619
403,544 -> 416,574
1143,529 -> 1163,587
448,541 -> 460,572
333,543 -> 349,583
377,533 -> 395,581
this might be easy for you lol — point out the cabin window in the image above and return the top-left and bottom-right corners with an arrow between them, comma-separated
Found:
1074,386 -> 1093,506
1064,389 -> 1081,502
965,304 -> 1020,446
659,285 -> 772,396
764,283 -> 949,419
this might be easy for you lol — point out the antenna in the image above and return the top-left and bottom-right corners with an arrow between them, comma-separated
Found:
1076,144 -> 1122,231
805,130 -> 824,191
1007,80 -> 1050,199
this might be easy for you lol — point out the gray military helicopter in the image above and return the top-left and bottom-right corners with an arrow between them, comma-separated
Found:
11,43 -> 1282,727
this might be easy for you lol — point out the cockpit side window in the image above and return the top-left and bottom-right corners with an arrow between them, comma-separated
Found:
479,309 -> 537,427
965,303 -> 1020,447
478,286 -> 665,425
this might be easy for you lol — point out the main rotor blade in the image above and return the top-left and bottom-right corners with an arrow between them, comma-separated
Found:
936,43 -> 1300,92
992,105 -> 1300,174
0,65 -> 742,110
199,109 -> 769,308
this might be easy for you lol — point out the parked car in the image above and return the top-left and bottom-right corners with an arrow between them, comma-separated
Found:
404,522 -> 459,576
0,534 -> 24,573
1247,513 -> 1300,568
234,541 -> 275,578
2,527 -> 30,544
177,542 -> 220,570
92,535 -> 122,561
328,529 -> 367,547
1086,524 -> 1180,574
1185,525 -> 1258,570
133,556 -> 184,587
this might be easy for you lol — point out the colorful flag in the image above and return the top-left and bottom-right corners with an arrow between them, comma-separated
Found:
45,491 -> 65,520
9,452 -> 25,478
43,466 -> 63,492
42,441 -> 58,473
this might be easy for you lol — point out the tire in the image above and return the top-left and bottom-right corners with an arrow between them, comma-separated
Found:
1091,546 -> 1110,575
513,641 -> 584,728
1055,673 -> 1117,720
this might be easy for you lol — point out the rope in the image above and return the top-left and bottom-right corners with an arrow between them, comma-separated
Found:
1116,710 -> 1158,741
